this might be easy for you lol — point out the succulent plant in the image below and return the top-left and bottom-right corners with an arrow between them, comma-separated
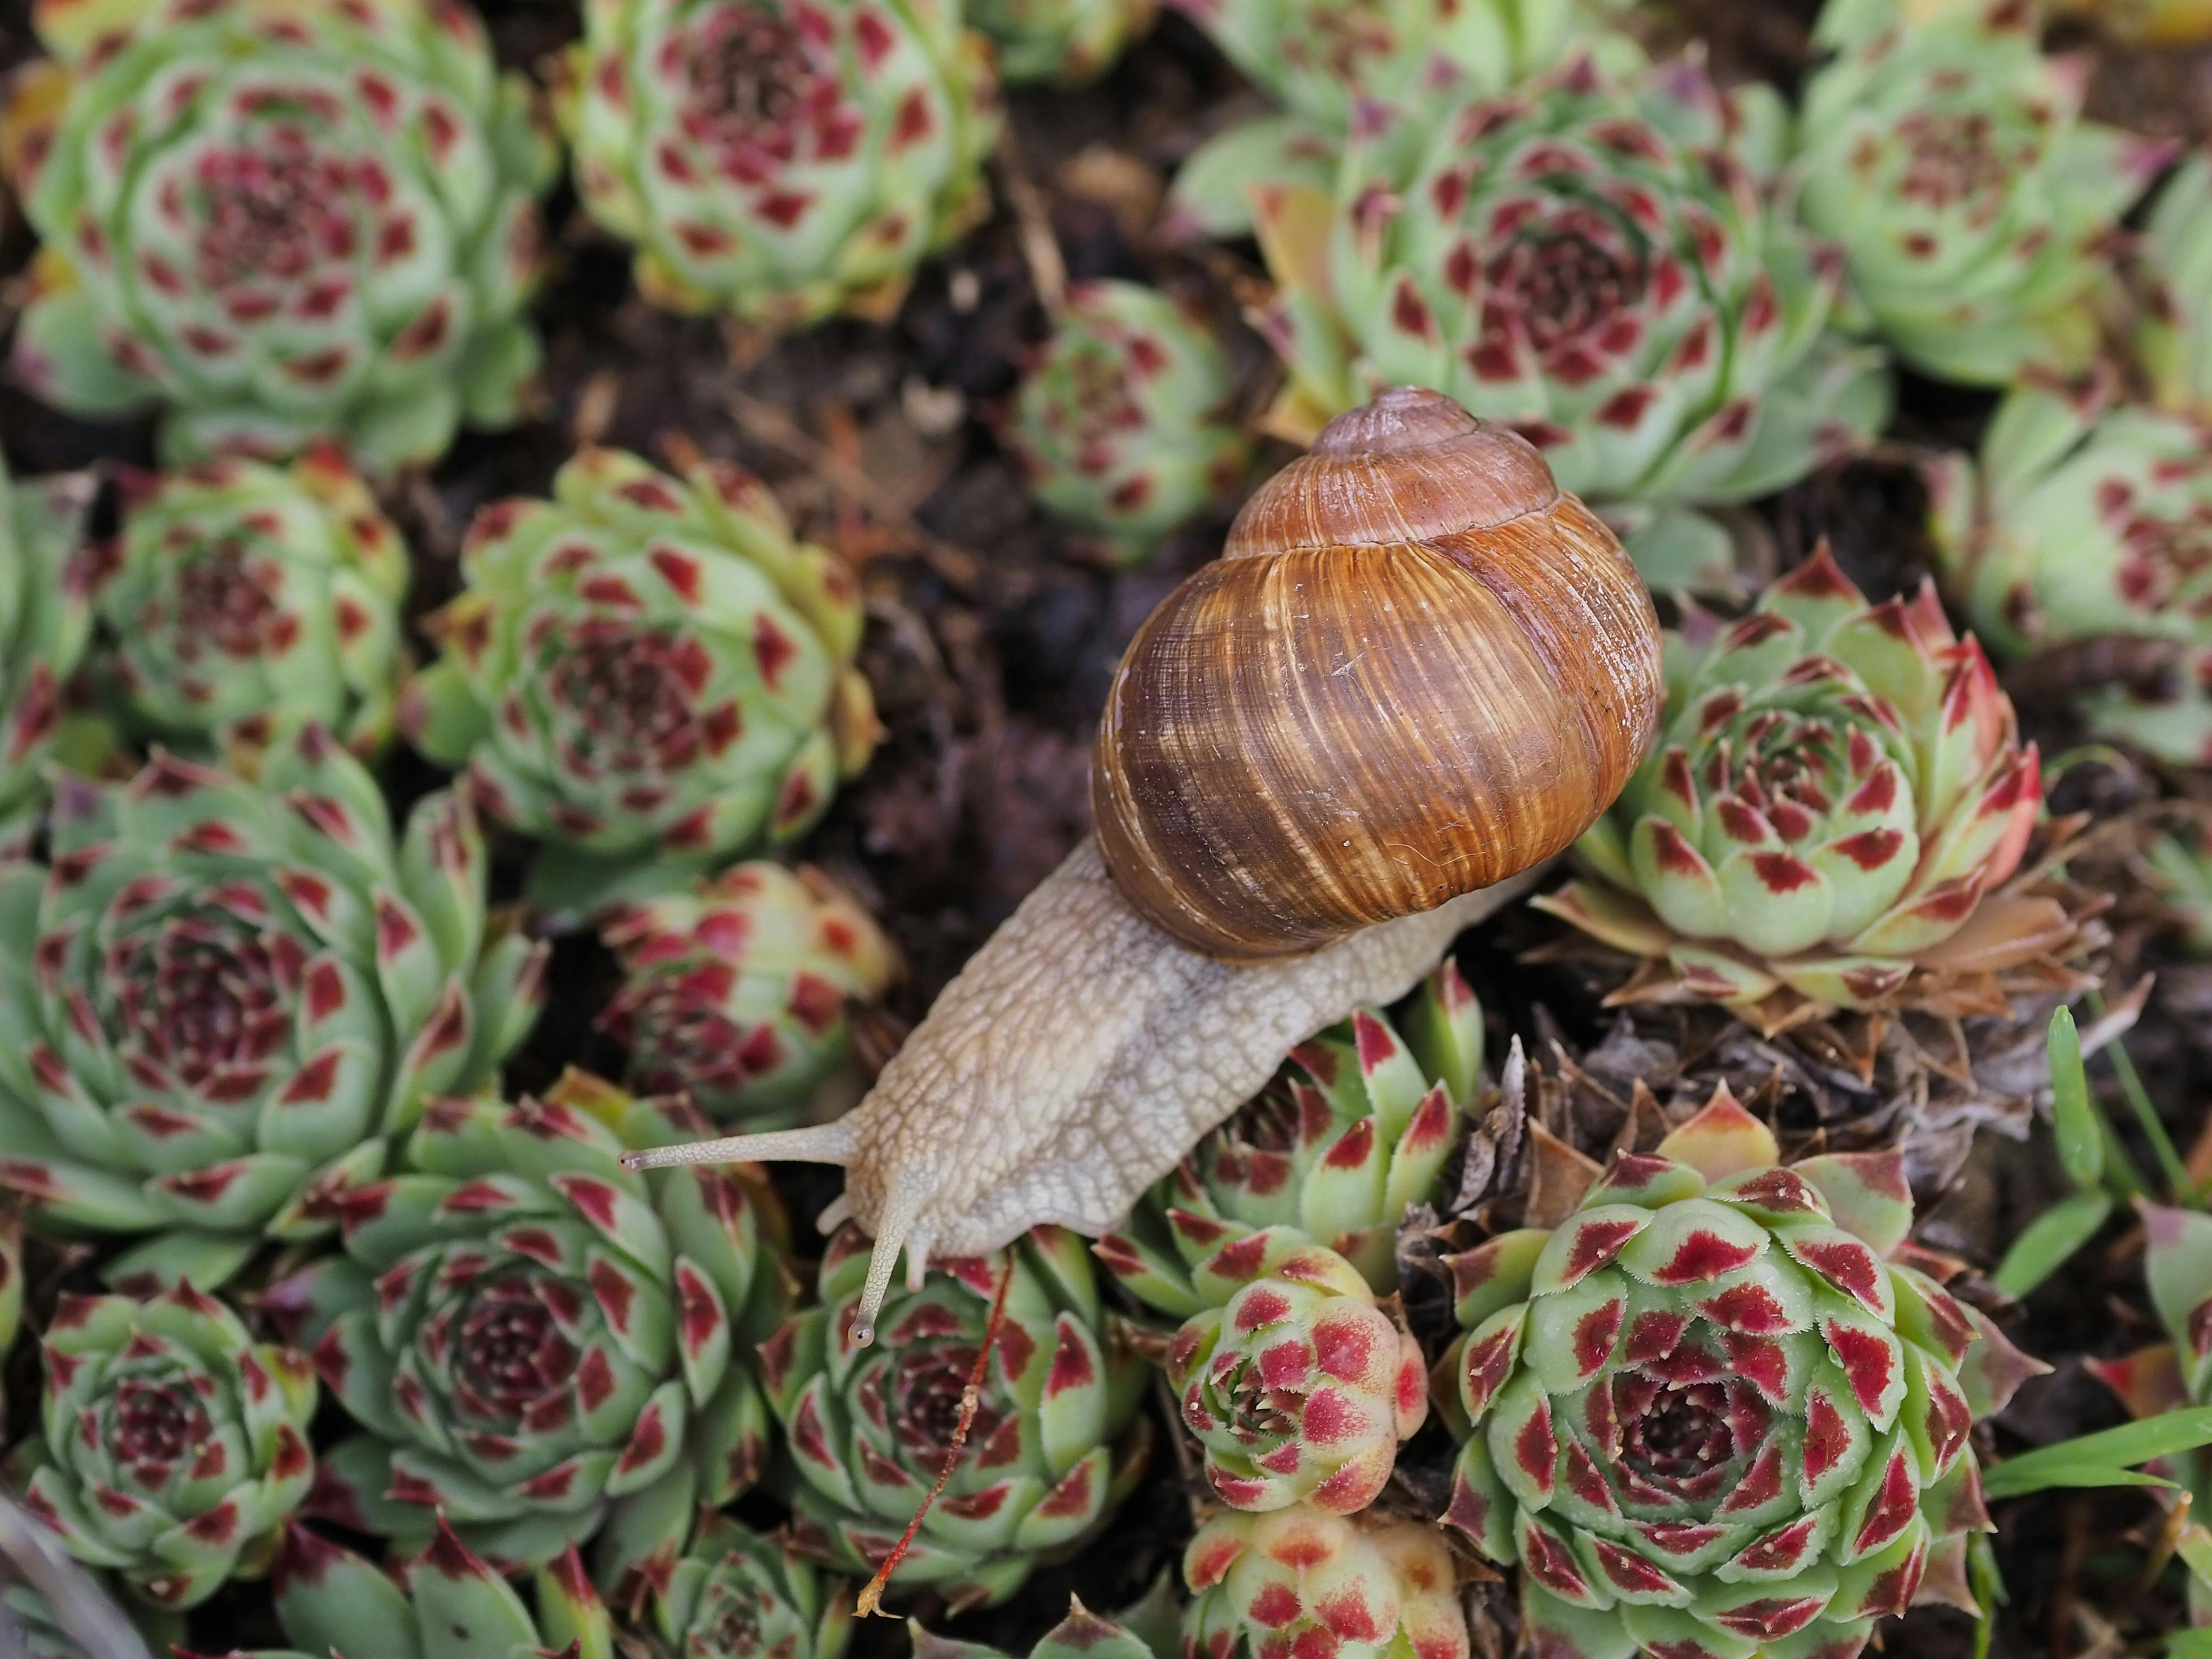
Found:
1166,1227 -> 1428,1514
564,0 -> 1001,328
655,1513 -> 851,1659
1533,547 -> 2043,1030
970,0 -> 1154,81
759,1223 -> 1150,1612
262,1074 -> 782,1594
600,862 -> 897,1126
1253,55 -> 1891,587
1,0 -> 557,470
0,1208 -> 20,1365
1097,960 -> 1483,1308
0,734 -> 546,1293
2145,824 -> 2212,957
86,450 -> 408,767
1789,0 -> 2172,388
403,449 -> 879,917
3,1283 -> 317,1610
2140,153 -> 2212,419
0,458 -> 96,857
1164,0 -> 1637,238
909,1582 -> 1178,1659
2088,1204 -> 2212,1616
1005,281 -> 1251,567
1181,1505 -> 1468,1659
1926,376 -> 2212,765
1439,1086 -> 2041,1659
249,1519 -> 614,1659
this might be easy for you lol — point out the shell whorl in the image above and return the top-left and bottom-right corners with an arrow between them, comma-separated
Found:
1092,385 -> 1665,960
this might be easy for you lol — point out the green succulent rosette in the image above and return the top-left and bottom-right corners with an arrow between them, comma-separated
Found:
0,733 -> 546,1294
402,448 -> 879,918
970,0 -> 1153,82
1927,374 -> 2212,766
1163,1227 -> 1428,1515
1254,54 -> 1891,589
1165,0 -> 1637,239
600,862 -> 898,1127
1181,1506 -> 1468,1659
0,457 -> 97,857
1534,548 -> 2043,1030
1790,0 -> 2173,387
1098,959 -> 1483,1309
262,1074 -> 783,1595
4,1283 -> 318,1612
760,1223 -> 1151,1612
1438,1088 -> 2043,1659
2141,153 -> 2212,418
1005,280 -> 1252,567
1,0 -> 558,470
909,1582 -> 1179,1659
657,1513 -> 853,1659
213,1518 -> 616,1659
2090,1204 -> 2212,1621
87,449 -> 408,768
565,0 -> 1001,328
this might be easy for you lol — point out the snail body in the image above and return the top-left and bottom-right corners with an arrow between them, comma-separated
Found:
628,389 -> 1663,1343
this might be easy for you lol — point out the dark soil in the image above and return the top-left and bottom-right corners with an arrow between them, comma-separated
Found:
5,0 -> 2212,1654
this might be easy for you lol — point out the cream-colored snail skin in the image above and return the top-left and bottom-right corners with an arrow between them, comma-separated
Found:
625,387 -> 1665,1343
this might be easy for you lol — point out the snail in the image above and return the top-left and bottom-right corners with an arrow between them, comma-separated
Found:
626,387 -> 1665,1342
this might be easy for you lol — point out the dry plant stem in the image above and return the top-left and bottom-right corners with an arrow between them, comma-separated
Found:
855,1253 -> 1015,1617
626,838 -> 1544,1341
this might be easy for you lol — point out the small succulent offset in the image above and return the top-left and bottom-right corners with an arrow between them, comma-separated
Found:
1254,55 -> 1891,587
5,1284 -> 317,1611
655,1514 -> 852,1659
969,0 -> 1154,82
910,1583 -> 1177,1659
1166,0 -> 1635,238
1927,376 -> 2212,765
86,450 -> 408,767
1005,281 -> 1253,567
1,0 -> 558,469
1182,1506 -> 1468,1659
403,449 -> 879,916
2139,154 -> 2212,419
257,1519 -> 614,1659
2089,1204 -> 2212,1617
1790,0 -> 2173,388
1097,959 -> 1484,1305
0,456 -> 95,856
759,1224 -> 1150,1612
566,0 -> 1000,329
1440,1087 -> 2042,1659
0,733 -> 546,1294
600,862 -> 897,1126
1535,548 -> 2042,1031
263,1074 -> 781,1594
1164,1227 -> 1428,1514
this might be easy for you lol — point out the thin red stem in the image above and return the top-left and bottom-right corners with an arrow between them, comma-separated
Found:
855,1251 -> 1015,1616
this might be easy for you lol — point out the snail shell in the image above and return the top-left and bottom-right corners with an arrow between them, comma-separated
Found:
1095,385 -> 1663,959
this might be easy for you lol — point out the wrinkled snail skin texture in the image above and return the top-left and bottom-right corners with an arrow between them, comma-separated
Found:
628,387 -> 1664,1346
625,839 -> 1540,1339
1096,388 -> 1663,958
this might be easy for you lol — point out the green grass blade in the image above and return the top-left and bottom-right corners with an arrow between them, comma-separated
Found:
1991,1191 -> 2113,1300
1984,1405 -> 2212,1500
2048,1005 -> 2102,1189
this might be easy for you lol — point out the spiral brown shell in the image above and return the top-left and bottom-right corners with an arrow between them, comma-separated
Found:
1092,385 -> 1665,960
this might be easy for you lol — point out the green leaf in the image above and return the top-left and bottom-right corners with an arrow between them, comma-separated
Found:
1978,1465 -> 2178,1491
1990,1191 -> 2113,1300
1983,1405 -> 2212,1500
2167,1630 -> 2212,1658
2048,1007 -> 2101,1190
